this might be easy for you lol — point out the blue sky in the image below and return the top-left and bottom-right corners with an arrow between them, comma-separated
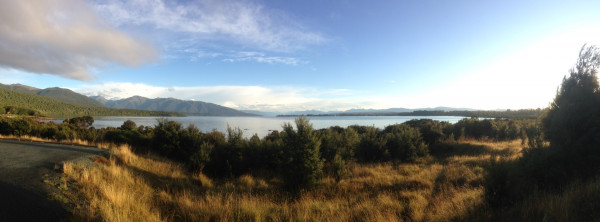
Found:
1,0 -> 600,111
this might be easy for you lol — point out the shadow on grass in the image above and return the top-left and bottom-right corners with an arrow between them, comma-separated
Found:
429,142 -> 517,160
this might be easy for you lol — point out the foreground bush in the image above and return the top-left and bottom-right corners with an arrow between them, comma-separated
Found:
485,45 -> 600,208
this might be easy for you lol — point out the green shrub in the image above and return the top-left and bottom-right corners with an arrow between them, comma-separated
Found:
280,117 -> 324,191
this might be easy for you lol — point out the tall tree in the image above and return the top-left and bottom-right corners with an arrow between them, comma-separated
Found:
542,45 -> 600,149
281,117 -> 324,191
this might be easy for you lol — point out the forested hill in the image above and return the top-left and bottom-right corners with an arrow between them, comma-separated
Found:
279,109 -> 545,119
0,83 -> 103,107
103,96 -> 255,116
0,88 -> 180,118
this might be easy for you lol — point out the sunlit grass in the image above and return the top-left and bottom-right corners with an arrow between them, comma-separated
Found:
59,140 -> 537,221
0,134 -> 115,149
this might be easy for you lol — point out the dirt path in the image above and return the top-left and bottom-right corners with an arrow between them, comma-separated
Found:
0,140 -> 105,221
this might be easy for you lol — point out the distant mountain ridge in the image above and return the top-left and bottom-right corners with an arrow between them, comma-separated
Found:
245,107 -> 480,116
0,83 -> 255,116
102,96 -> 255,116
0,87 -> 178,117
0,83 -> 104,107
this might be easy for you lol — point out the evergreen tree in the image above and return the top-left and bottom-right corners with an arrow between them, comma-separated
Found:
281,117 -> 324,191
542,45 -> 600,149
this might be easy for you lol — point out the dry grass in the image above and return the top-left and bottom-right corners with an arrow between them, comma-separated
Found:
0,134 -> 115,149
59,140 -> 528,221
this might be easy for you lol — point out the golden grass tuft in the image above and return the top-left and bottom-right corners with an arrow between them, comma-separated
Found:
60,140 -> 537,221
0,134 -> 116,150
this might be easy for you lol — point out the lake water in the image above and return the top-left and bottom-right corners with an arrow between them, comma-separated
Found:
90,116 -> 466,138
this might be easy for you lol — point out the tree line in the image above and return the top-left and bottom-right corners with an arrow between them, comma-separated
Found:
279,109 -> 544,119
0,114 -> 540,191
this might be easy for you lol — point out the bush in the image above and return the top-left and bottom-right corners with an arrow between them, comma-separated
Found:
384,124 -> 428,162
484,45 -> 600,208
120,120 -> 137,131
152,119 -> 184,159
280,117 -> 324,191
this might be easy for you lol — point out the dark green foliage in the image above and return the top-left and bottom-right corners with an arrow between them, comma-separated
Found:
0,88 -> 180,118
355,127 -> 388,162
120,120 -> 137,131
64,116 -> 94,128
383,124 -> 427,162
332,154 -> 349,183
152,119 -> 184,159
36,87 -> 104,107
525,125 -> 544,148
484,45 -> 600,208
206,126 -> 247,177
104,96 -> 255,116
0,119 -> 11,135
190,142 -> 213,172
319,126 -> 358,162
403,119 -> 447,144
4,106 -> 39,116
0,112 -> 543,194
352,124 -> 429,163
542,45 -> 600,149
0,83 -> 103,107
451,118 -> 534,141
280,117 -> 324,190
11,118 -> 33,137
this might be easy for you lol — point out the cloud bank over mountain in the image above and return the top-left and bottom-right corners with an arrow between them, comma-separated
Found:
0,0 -> 157,80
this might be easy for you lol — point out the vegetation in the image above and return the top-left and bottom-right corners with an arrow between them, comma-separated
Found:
280,117 -> 325,191
481,45 -> 600,219
3,45 -> 600,221
104,96 -> 256,116
0,107 -> 592,221
0,83 -> 104,107
57,140 -> 518,221
0,88 -> 181,117
279,108 -> 545,119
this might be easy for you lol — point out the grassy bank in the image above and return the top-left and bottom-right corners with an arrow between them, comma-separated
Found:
55,140 -> 524,221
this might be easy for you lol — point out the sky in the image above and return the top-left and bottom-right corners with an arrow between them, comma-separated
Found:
1,0 -> 600,112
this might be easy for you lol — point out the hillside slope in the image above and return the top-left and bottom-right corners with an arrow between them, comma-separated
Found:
0,88 -> 177,117
0,84 -> 103,107
105,96 -> 254,116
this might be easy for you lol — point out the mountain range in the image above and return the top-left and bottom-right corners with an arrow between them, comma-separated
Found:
0,83 -> 253,116
1,83 -> 486,117
97,96 -> 254,116
0,83 -> 104,107
244,107 -> 480,117
0,87 -> 178,117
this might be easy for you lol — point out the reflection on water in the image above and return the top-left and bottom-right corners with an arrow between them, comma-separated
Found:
90,116 -> 465,138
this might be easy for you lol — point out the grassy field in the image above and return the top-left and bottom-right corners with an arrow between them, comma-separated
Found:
49,140 -> 529,221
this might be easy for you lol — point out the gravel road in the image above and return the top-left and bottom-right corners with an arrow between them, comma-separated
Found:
0,140 -> 105,221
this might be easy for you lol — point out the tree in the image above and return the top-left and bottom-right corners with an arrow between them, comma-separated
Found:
384,124 -> 428,162
542,45 -> 600,149
280,117 -> 324,191
190,142 -> 213,172
152,118 -> 183,159
64,116 -> 94,128
121,120 -> 137,131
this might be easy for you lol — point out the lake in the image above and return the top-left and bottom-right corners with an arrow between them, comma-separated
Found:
90,116 -> 466,138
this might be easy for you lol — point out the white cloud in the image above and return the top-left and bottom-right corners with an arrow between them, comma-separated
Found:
223,55 -> 302,65
74,82 -> 369,112
0,0 -> 157,81
93,0 -> 327,53
184,49 -> 303,65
